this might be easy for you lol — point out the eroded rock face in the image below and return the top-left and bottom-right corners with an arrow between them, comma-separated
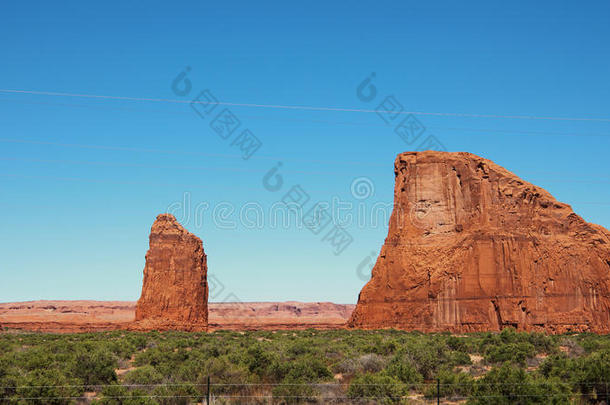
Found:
349,151 -> 610,333
135,214 -> 208,330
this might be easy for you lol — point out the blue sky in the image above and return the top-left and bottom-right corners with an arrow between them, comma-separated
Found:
1,1 -> 610,304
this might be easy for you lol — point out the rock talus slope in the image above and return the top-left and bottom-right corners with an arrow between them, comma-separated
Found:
134,214 -> 208,331
349,151 -> 610,333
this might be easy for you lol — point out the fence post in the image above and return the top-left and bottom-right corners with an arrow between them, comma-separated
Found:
206,375 -> 210,405
437,378 -> 440,405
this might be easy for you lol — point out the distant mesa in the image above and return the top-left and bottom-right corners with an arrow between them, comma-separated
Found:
0,301 -> 354,333
134,213 -> 208,331
349,151 -> 610,333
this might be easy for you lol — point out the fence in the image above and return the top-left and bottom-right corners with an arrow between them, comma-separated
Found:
1,379 -> 609,404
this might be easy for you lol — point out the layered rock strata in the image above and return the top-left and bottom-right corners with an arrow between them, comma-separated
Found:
349,151 -> 610,333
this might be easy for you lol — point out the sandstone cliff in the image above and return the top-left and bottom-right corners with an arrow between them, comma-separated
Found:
134,214 -> 208,331
349,151 -> 610,333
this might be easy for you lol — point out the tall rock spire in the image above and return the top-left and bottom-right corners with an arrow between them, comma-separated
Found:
135,214 -> 208,331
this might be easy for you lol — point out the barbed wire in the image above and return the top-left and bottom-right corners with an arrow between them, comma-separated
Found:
0,381 -> 607,390
0,392 -> 602,401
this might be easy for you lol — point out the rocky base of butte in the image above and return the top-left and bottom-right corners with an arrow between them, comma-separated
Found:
349,151 -> 610,334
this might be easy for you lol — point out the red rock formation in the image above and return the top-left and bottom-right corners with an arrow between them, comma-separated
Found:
349,151 -> 610,333
134,214 -> 208,331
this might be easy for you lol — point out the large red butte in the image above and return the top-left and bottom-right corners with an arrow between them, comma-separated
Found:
349,151 -> 610,333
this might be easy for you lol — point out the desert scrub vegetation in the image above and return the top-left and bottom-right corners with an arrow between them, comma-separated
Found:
0,328 -> 608,404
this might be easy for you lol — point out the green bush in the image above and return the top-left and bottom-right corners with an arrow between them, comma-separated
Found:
71,346 -> 118,386
484,342 -> 536,366
20,346 -> 57,371
447,335 -> 472,353
384,355 -> 423,387
539,349 -> 610,402
347,373 -> 406,404
287,339 -> 315,357
13,369 -> 84,405
93,385 -> 158,405
0,357 -> 8,379
0,340 -> 11,354
423,368 -> 473,399
528,332 -> 558,354
189,356 -> 251,395
0,374 -> 21,403
469,362 -> 571,404
272,375 -> 318,404
577,333 -> 610,354
151,383 -> 200,405
123,365 -> 164,386
244,344 -> 275,378
571,350 -> 610,403
270,354 -> 332,382
450,350 -> 472,366
478,327 -> 557,358
538,353 -> 577,381
390,340 -> 451,380
129,334 -> 149,351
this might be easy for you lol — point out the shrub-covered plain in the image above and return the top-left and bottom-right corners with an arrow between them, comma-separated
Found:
0,328 -> 609,404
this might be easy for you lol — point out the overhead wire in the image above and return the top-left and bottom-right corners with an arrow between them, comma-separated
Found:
2,88 -> 610,122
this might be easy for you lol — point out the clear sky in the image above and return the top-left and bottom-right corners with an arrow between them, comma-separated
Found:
1,1 -> 610,304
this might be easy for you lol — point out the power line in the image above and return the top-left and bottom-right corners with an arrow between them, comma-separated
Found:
2,172 -> 610,205
0,172 -> 278,193
0,156 -> 341,176
0,155 -> 610,184
3,97 -> 610,140
5,138 -> 610,182
0,172 -> 375,197
0,138 -> 388,167
2,88 -> 610,123
4,156 -> 610,184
